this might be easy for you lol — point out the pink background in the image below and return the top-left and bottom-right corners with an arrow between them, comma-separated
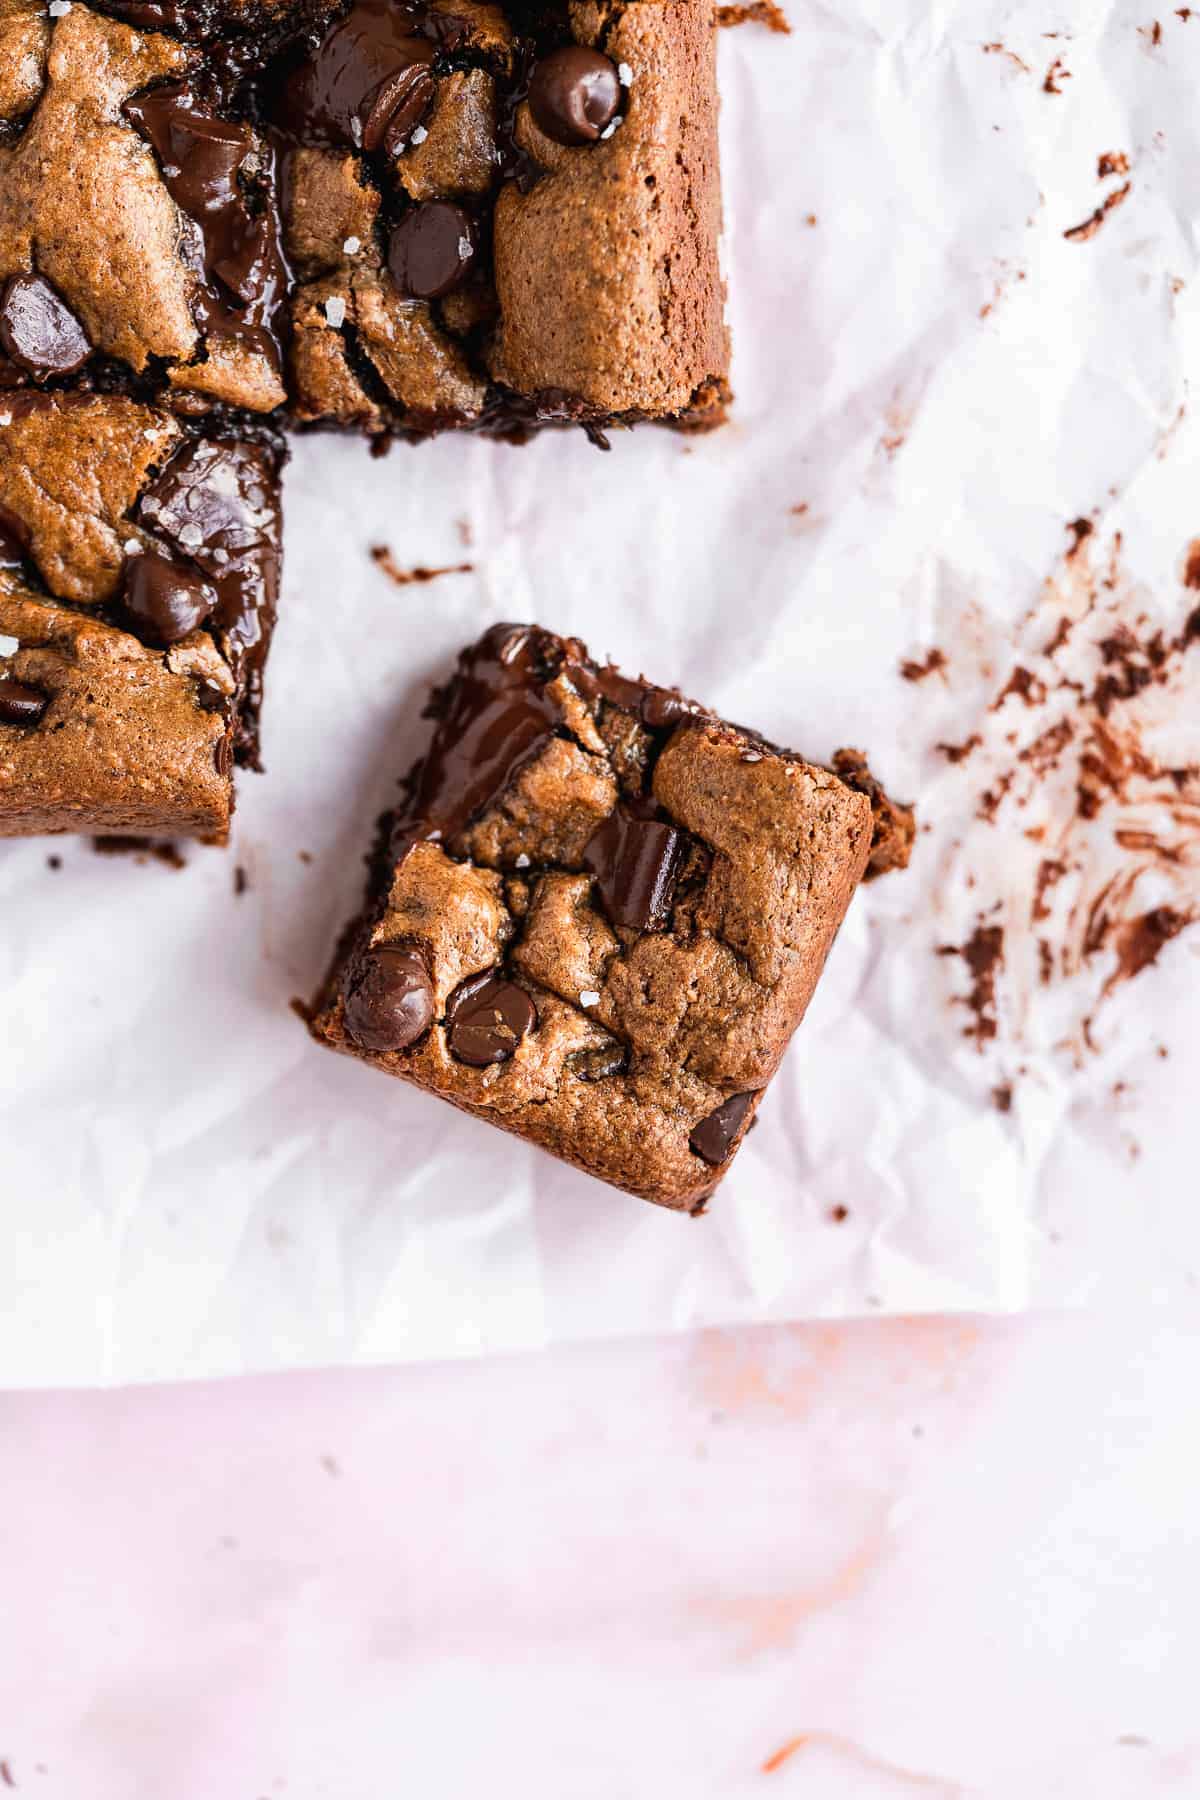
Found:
1,1310 -> 1195,1796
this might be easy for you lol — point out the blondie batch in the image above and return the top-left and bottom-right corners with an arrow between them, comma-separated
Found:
0,0 -> 730,837
310,625 -> 915,1209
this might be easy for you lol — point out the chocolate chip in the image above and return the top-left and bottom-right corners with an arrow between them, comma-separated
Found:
446,970 -> 536,1066
123,549 -> 217,647
569,1042 -> 628,1083
363,62 -> 436,154
583,807 -> 684,931
387,202 -> 477,300
528,46 -> 621,147
343,943 -> 435,1052
689,1092 -> 755,1165
0,275 -> 91,381
0,676 -> 48,728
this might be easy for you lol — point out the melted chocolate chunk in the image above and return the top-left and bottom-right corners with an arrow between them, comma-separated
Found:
528,46 -> 621,147
0,676 -> 48,727
281,0 -> 436,152
0,275 -> 91,381
388,202 -> 477,299
365,63 -> 437,155
569,657 -> 702,734
446,970 -> 536,1066
583,805 -> 684,931
689,1092 -> 755,1166
139,438 -> 281,764
125,84 -> 288,368
123,549 -> 217,648
639,688 -> 696,731
0,504 -> 30,570
343,943 -> 435,1051
401,623 -> 564,844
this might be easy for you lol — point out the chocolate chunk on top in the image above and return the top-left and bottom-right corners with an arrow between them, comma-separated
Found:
122,549 -> 217,648
0,275 -> 91,380
343,943 -> 435,1051
280,0 -> 436,151
445,970 -> 536,1066
528,46 -> 621,147
689,1092 -> 755,1165
388,202 -> 477,299
583,804 -> 684,932
0,675 -> 48,727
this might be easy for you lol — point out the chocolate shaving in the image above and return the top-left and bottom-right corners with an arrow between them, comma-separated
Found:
924,525 -> 1200,1086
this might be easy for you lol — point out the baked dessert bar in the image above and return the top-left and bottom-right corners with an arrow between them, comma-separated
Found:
0,395 -> 281,840
308,624 -> 914,1209
0,0 -> 729,441
0,0 -> 730,836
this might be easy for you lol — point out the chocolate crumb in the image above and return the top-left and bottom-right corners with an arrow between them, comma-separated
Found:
1104,906 -> 1193,994
370,547 -> 474,587
900,647 -> 948,683
92,836 -> 185,870
939,923 -> 1005,1045
1064,181 -> 1132,243
992,1083 -> 1013,1112
932,526 -> 1199,1066
46,854 -> 61,871
938,735 -> 983,765
983,42 -> 1032,74
234,865 -> 249,896
1098,151 -> 1131,179
1066,518 -> 1095,558
716,2 -> 791,31
829,1203 -> 849,1223
1043,56 -> 1072,93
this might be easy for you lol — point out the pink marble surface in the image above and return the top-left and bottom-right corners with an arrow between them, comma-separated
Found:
1,1312 -> 1196,1797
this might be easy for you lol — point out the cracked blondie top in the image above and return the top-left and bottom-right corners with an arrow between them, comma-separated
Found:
309,624 -> 915,1209
0,0 -> 729,437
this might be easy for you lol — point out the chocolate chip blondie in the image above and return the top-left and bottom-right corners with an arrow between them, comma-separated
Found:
0,0 -> 728,434
308,625 -> 914,1209
0,394 -> 281,838
0,0 -> 729,836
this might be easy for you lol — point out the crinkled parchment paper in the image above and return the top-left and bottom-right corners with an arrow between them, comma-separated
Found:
2,0 -> 1198,1385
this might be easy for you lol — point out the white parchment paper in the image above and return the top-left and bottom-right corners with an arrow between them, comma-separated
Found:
2,0 -> 1199,1386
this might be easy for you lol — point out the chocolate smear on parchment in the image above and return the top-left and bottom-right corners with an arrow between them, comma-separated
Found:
927,526 -> 1199,1080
